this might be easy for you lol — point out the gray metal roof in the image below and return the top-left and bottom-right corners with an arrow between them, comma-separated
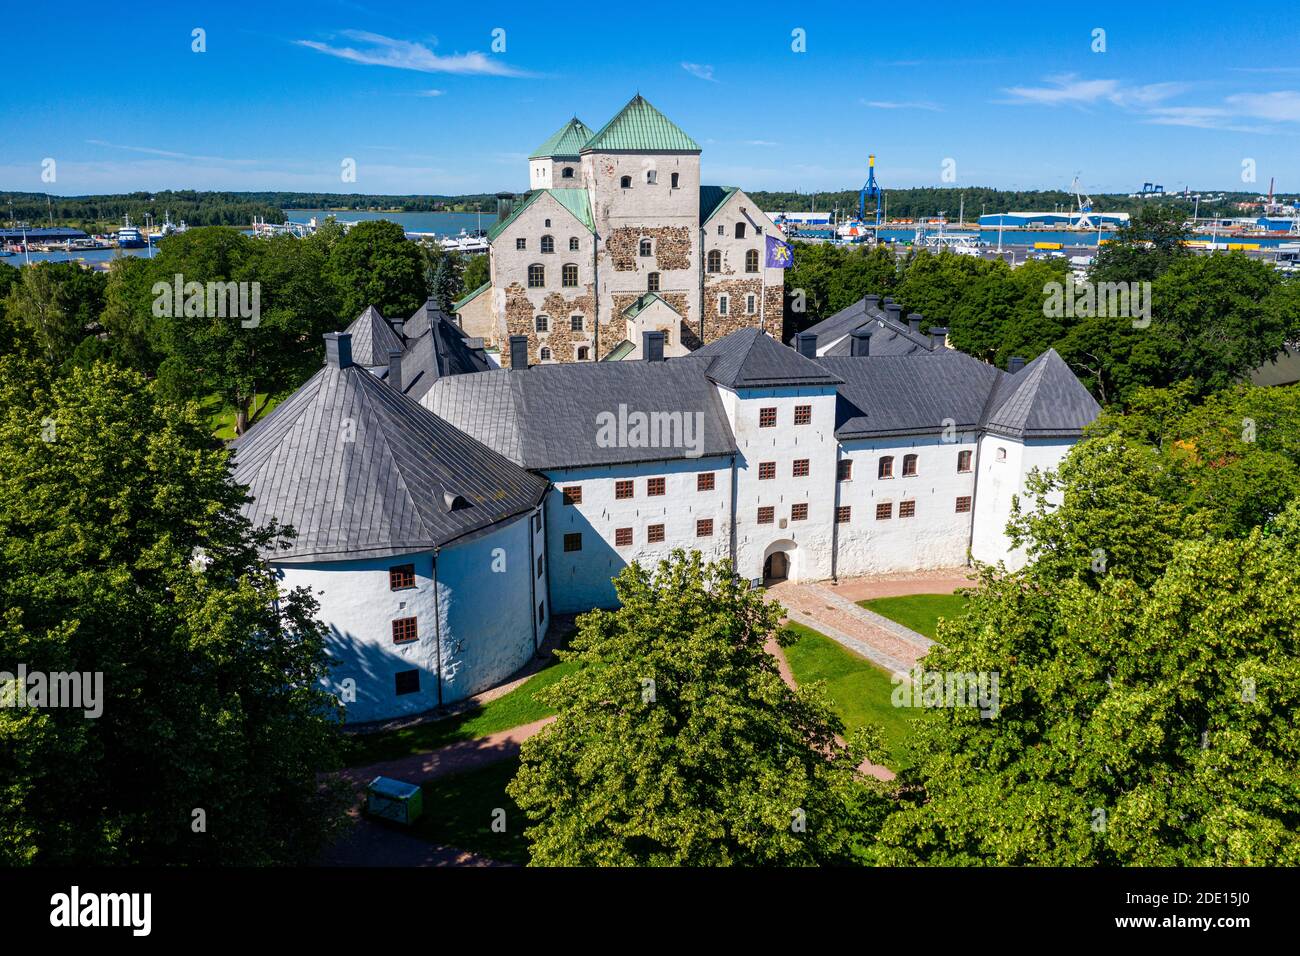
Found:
403,299 -> 454,341
425,355 -> 738,470
345,305 -> 404,368
692,327 -> 843,389
399,309 -> 493,403
230,356 -> 547,563
984,349 -> 1101,439
821,315 -> 933,356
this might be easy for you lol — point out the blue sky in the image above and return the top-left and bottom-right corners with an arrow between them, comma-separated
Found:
4,1 -> 1300,197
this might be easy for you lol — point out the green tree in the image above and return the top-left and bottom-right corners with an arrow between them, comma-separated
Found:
461,253 -> 490,296
508,551 -> 885,865
1090,204 -> 1192,284
0,358 -> 345,864
325,219 -> 426,320
1,262 -> 104,364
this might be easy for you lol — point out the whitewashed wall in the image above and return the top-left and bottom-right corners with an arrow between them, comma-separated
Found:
970,436 -> 1073,569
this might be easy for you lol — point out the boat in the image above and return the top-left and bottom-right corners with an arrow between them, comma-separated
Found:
116,216 -> 146,249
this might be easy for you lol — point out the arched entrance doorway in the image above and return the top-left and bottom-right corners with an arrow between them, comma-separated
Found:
763,550 -> 789,584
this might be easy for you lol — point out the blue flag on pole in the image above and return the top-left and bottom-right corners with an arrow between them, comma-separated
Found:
765,233 -> 794,268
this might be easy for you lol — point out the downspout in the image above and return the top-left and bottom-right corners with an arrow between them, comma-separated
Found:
830,446 -> 841,582
431,548 -> 444,708
699,225 -> 706,343
592,226 -> 600,359
964,434 -> 984,566
527,505 -> 539,654
728,453 -> 739,574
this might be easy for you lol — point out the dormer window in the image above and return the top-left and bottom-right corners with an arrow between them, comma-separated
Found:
620,175 -> 632,188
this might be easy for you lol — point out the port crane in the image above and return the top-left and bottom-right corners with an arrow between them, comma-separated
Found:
859,154 -> 884,228
1071,174 -> 1096,231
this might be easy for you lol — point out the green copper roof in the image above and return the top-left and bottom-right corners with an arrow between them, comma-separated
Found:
453,281 -> 490,312
529,117 -> 593,160
601,339 -> 637,361
699,185 -> 739,225
485,189 -> 595,243
622,292 -> 679,319
582,95 -> 700,152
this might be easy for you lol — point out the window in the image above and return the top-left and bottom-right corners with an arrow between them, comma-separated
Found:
563,532 -> 583,552
562,485 -> 582,506
791,503 -> 808,521
876,503 -> 893,520
879,456 -> 894,479
647,524 -> 665,543
620,175 -> 632,188
707,250 -> 721,273
696,518 -> 714,537
735,223 -> 746,239
389,563 -> 416,590
647,477 -> 666,496
577,346 -> 589,360
392,617 -> 418,644
758,506 -> 775,524
540,236 -> 554,254
902,454 -> 918,477
697,472 -> 715,491
537,601 -> 546,623
395,670 -> 420,695
793,459 -> 810,477
955,496 -> 973,513
759,407 -> 777,427
837,459 -> 853,481
794,404 -> 812,425
671,172 -> 679,188
957,449 -> 973,473
539,346 -> 552,361
758,462 -> 776,480
899,500 -> 916,518
570,313 -> 583,331
719,295 -> 729,316
528,264 -> 544,288
745,249 -> 759,273
836,506 -> 852,523
648,272 -> 660,292
544,219 -> 551,228
996,447 -> 1007,462
562,166 -> 574,179
615,480 -> 634,500
535,314 -> 550,333
516,237 -> 526,250
745,294 -> 756,315
646,169 -> 657,184
615,527 -> 633,548
562,264 -> 578,287
569,236 -> 580,251
639,238 -> 652,257
536,555 -> 544,579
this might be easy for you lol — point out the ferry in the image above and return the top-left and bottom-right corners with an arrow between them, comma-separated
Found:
116,216 -> 146,249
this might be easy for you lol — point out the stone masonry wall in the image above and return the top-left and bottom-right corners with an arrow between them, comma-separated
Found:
502,282 -> 597,366
606,226 -> 692,272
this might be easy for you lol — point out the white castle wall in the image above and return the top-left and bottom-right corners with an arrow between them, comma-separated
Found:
970,436 -> 1073,569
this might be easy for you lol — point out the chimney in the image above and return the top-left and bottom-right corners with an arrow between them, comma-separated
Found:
850,327 -> 872,357
387,348 -> 403,392
885,303 -> 904,325
1008,355 -> 1025,374
392,316 -> 405,339
864,294 -> 881,310
643,330 -> 665,362
509,334 -> 529,370
795,332 -> 817,358
496,192 -> 515,223
324,332 -> 353,369
907,312 -> 924,334
929,326 -> 949,350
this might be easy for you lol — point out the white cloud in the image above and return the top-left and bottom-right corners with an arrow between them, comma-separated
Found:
1226,90 -> 1300,122
861,99 -> 942,112
295,30 -> 531,77
414,89 -> 445,97
681,62 -> 715,82
743,139 -> 781,146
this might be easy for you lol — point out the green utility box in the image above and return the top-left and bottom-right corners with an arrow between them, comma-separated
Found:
366,776 -> 423,826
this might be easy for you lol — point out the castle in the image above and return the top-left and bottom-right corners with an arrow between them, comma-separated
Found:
453,95 -> 785,366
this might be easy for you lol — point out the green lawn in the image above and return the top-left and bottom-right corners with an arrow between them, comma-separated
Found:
780,621 -> 915,770
858,592 -> 969,640
342,657 -> 579,767
412,757 -> 530,865
200,391 -> 283,440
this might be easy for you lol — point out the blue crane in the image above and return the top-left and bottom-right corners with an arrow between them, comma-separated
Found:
859,154 -> 883,226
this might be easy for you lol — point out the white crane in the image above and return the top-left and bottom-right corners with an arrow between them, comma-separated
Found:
1071,174 -> 1096,231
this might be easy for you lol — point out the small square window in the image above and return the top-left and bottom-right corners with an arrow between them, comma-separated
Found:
395,670 -> 420,695
837,460 -> 853,481
615,480 -> 634,500
563,532 -> 583,552
697,472 -> 715,491
757,506 -> 774,524
389,563 -> 415,590
758,462 -> 776,480
615,527 -> 633,547
647,524 -> 665,543
696,518 -> 714,537
899,500 -> 916,518
836,506 -> 851,523
569,237 -> 580,251
647,477 -> 666,496
793,459 -> 809,477
392,617 -> 418,644
956,496 -> 973,514
571,314 -> 584,332
791,503 -> 808,521
794,404 -> 812,425
759,407 -> 777,427
562,486 -> 582,506
516,238 -> 526,250
876,503 -> 893,521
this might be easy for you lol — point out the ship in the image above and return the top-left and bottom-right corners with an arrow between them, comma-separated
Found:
116,215 -> 146,249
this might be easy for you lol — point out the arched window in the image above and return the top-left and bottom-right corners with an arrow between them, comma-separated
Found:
535,314 -> 549,333
639,238 -> 652,257
539,346 -> 552,361
562,167 -> 574,179
902,454 -> 918,476
671,172 -> 679,188
646,169 -> 657,184
562,263 -> 578,287
540,235 -> 554,254
735,223 -> 746,239
544,219 -> 551,228
996,447 -> 1007,462
745,249 -> 759,273
879,456 -> 894,479
957,450 -> 973,473
706,250 -> 721,273
527,264 -> 544,288
620,175 -> 632,188
569,236 -> 579,251
577,346 -> 589,360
